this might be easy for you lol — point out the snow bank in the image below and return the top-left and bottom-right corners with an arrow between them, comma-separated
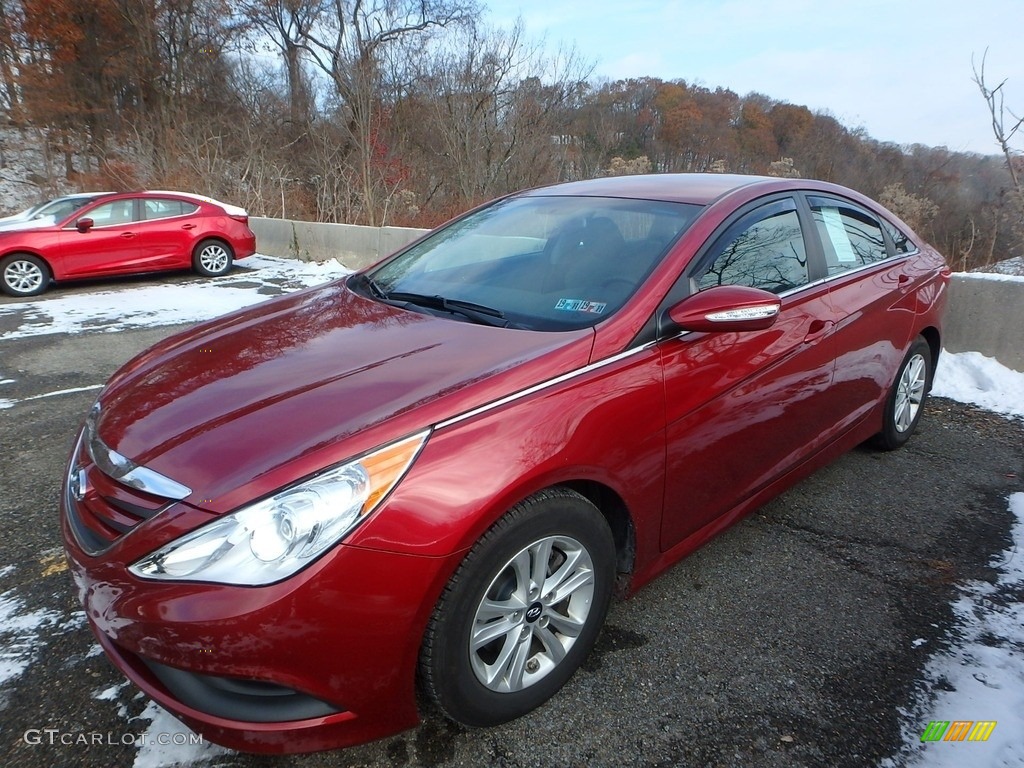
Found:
932,350 -> 1024,420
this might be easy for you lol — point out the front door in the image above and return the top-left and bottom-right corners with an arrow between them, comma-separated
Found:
57,199 -> 140,277
659,197 -> 839,549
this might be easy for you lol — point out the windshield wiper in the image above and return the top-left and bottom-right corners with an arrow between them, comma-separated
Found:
360,274 -> 388,300
381,290 -> 509,328
354,274 -> 510,327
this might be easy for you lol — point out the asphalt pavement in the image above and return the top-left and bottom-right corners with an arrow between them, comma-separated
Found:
1,289 -> 1021,768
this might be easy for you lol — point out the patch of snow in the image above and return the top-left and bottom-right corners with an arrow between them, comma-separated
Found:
0,589 -> 61,688
130,701 -> 231,768
956,270 -> 1024,283
0,384 -> 104,410
0,255 -> 351,341
86,643 -> 104,658
0,565 -> 15,578
932,350 -> 1024,420
885,493 -> 1024,767
94,682 -> 129,702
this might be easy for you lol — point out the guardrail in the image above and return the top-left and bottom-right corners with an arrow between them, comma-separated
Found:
944,274 -> 1024,372
249,217 -> 1024,372
250,217 -> 427,270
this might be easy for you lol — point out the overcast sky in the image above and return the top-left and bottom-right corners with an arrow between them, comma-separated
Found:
497,0 -> 1023,155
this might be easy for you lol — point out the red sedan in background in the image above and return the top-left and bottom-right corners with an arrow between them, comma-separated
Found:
0,190 -> 256,296
62,174 -> 948,754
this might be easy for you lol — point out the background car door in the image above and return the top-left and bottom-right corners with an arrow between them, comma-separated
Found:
57,198 -> 140,276
133,198 -> 202,267
659,197 -> 839,549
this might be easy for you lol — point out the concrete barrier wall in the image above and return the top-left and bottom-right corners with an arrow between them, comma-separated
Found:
249,217 -> 1024,372
249,217 -> 428,270
944,275 -> 1024,372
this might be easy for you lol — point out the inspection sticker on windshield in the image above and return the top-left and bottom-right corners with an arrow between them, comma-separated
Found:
555,298 -> 607,314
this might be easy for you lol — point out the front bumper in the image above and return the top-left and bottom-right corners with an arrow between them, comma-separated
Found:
62,499 -> 461,754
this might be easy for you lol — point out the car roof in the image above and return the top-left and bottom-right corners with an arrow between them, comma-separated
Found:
521,173 -> 794,206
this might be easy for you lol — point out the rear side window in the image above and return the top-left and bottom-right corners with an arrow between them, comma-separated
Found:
881,218 -> 915,254
697,200 -> 809,294
143,199 -> 200,220
808,197 -> 887,274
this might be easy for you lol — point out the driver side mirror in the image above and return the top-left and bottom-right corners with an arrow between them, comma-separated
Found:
76,218 -> 94,233
667,285 -> 781,333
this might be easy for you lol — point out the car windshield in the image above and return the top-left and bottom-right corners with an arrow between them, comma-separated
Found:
363,195 -> 701,331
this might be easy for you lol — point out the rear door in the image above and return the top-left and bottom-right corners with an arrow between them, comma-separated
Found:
133,198 -> 202,267
659,196 -> 841,548
805,195 -> 919,430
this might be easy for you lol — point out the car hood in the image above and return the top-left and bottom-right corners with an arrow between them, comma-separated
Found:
94,280 -> 592,512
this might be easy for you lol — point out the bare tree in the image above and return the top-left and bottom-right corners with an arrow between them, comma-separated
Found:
973,50 -> 1024,210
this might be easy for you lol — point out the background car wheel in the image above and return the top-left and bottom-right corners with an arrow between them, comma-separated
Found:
874,336 -> 932,451
1,253 -> 50,297
192,239 -> 233,277
420,488 -> 615,727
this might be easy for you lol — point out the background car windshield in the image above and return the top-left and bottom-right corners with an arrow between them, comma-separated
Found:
369,196 -> 701,330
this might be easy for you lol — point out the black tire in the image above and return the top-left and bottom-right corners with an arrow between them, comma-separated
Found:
420,488 -> 615,727
873,336 -> 932,451
1,253 -> 51,297
192,239 -> 233,277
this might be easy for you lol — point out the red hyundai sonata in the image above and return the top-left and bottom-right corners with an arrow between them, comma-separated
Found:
61,174 -> 949,753
0,190 -> 256,296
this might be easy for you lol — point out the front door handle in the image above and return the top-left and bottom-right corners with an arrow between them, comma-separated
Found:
120,232 -> 136,239
804,319 -> 835,343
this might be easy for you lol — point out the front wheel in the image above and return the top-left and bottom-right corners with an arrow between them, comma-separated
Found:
420,488 -> 615,727
1,253 -> 51,297
192,239 -> 233,277
874,336 -> 932,451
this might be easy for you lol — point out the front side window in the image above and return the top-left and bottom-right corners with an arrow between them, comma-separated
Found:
81,200 -> 135,227
809,197 -> 888,274
697,201 -> 809,294
363,196 -> 701,331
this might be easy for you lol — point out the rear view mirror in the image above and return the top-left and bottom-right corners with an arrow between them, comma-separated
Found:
76,218 -> 94,232
667,285 -> 781,333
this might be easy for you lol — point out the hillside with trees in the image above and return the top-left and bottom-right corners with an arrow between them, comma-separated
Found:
0,0 -> 1020,271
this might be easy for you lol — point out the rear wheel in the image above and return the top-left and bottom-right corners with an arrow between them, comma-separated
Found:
874,336 -> 932,450
1,253 -> 50,297
192,239 -> 233,277
420,488 -> 614,727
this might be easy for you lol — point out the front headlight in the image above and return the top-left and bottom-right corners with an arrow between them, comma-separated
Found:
129,430 -> 429,585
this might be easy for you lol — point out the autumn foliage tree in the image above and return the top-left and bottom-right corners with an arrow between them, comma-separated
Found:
0,2 -> 1018,267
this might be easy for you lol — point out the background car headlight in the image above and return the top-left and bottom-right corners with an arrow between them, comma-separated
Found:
129,430 -> 429,585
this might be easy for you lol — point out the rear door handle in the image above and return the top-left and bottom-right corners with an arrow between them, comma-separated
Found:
182,223 -> 196,230
804,319 -> 835,343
